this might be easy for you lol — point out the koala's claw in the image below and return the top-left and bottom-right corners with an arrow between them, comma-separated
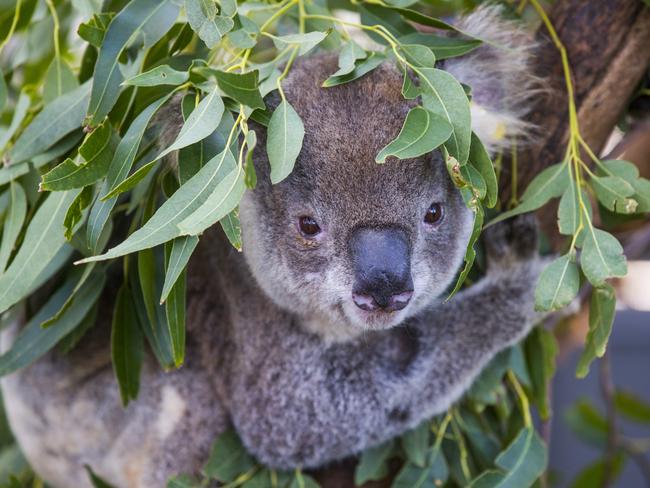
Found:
484,214 -> 539,265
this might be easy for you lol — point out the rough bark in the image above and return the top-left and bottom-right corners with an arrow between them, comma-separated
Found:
313,1 -> 650,486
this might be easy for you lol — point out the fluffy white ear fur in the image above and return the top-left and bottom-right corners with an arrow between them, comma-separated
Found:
444,5 -> 541,154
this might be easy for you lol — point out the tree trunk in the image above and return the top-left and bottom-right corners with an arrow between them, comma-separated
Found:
312,1 -> 650,486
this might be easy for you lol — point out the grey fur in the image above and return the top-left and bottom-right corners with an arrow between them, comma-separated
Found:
1,9 -> 543,487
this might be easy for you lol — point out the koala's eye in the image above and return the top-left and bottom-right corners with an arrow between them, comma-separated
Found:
424,203 -> 444,225
298,216 -> 321,237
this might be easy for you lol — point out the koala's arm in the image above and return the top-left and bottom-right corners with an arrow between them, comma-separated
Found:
226,217 -> 542,469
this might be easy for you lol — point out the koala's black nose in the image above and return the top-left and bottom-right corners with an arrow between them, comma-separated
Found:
349,227 -> 414,313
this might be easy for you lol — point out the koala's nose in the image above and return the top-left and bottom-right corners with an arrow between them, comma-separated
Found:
349,227 -> 414,313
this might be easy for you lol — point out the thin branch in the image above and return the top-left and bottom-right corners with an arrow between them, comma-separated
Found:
599,351 -> 618,488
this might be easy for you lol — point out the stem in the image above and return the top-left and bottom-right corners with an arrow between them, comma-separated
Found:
600,351 -> 618,488
451,409 -> 472,482
508,370 -> 532,427
0,0 -> 22,56
45,0 -> 61,59
276,47 -> 299,101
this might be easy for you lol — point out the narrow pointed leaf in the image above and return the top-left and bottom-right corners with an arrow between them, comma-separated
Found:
267,100 -> 305,183
9,82 -> 91,165
271,31 -> 328,56
576,284 -> 616,378
111,284 -> 144,406
160,235 -> 198,303
0,91 -> 30,155
123,65 -> 189,87
87,0 -> 179,125
0,190 -> 81,314
220,208 -> 242,251
0,182 -> 27,273
215,70 -> 264,110
468,132 -> 497,207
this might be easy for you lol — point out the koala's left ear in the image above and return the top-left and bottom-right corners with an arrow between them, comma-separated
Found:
442,5 -> 543,155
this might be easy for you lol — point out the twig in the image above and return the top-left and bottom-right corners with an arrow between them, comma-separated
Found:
619,438 -> 650,488
599,351 -> 618,488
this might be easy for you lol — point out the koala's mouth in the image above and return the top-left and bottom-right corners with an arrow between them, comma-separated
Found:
341,298 -> 412,331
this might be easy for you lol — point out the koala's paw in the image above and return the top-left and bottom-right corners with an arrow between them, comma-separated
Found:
484,214 -> 539,268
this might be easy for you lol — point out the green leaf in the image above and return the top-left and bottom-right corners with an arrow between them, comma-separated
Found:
9,82 -> 91,165
631,177 -> 650,212
159,86 -> 226,165
228,14 -> 259,49
186,0 -> 234,48
0,269 -> 105,376
215,70 -> 265,110
614,390 -> 650,424
580,228 -> 626,286
123,65 -> 189,87
267,100 -> 305,183
570,454 -> 625,488
359,4 -> 415,42
322,52 -> 385,87
86,465 -> 117,488
0,190 -> 81,315
398,33 -> 481,60
525,327 -> 558,420
534,253 -> 580,312
111,284 -> 144,407
160,235 -> 198,303
177,160 -> 245,235
376,107 -> 452,164
331,41 -> 366,77
557,183 -> 590,241
40,122 -> 118,191
80,147 -> 240,263
289,471 -> 320,488
468,133 -> 497,207
86,94 -> 172,253
203,429 -> 255,482
401,421 -> 430,468
563,399 -> 607,446
493,427 -> 547,488
391,449 -> 448,488
591,175 -> 636,214
0,91 -> 30,155
272,31 -> 328,56
576,284 -> 616,378
418,68 -> 471,164
164,240 -> 187,366
0,182 -> 27,273
220,208 -> 242,251
43,57 -> 79,104
87,0 -> 179,125
167,474 -> 200,488
399,44 -> 436,68
488,163 -> 569,226
459,163 -> 487,201
0,68 -> 7,113
446,205 -> 483,299
77,12 -> 114,48
354,440 -> 394,485
63,185 -> 93,240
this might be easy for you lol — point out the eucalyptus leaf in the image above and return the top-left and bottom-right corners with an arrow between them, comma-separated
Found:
0,91 -> 30,155
43,57 -> 79,103
160,235 -> 198,303
576,284 -> 616,378
271,31 -> 328,56
580,228 -> 627,286
401,421 -> 430,468
446,205 -> 483,299
0,269 -> 105,376
492,426 -> 546,488
399,44 -> 436,68
203,429 -> 255,482
123,65 -> 189,87
80,147 -> 241,263
376,107 -> 452,164
87,0 -> 179,125
591,175 -> 636,214
267,100 -> 305,183
0,182 -> 27,274
418,68 -> 471,164
86,94 -> 172,253
488,163 -> 569,226
215,70 -> 264,110
399,33 -> 481,60
468,132 -> 497,207
220,208 -> 242,251
322,53 -> 385,87
0,190 -> 81,315
164,240 -> 187,366
354,440 -> 394,485
186,0 -> 235,48
111,284 -> 144,406
40,122 -> 117,191
535,253 -> 580,312
331,41 -> 366,77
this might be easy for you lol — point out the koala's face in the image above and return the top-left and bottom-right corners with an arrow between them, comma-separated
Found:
240,56 -> 473,340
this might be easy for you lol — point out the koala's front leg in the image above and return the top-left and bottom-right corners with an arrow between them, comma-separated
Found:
227,216 -> 542,470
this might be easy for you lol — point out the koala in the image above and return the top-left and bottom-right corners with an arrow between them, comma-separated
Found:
0,6 -> 543,488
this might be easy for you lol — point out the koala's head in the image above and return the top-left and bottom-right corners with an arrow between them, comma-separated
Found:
240,55 -> 473,341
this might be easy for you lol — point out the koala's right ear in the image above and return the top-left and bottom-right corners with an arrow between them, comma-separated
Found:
443,5 -> 543,154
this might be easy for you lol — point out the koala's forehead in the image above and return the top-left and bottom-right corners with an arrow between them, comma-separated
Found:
280,54 -> 442,198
